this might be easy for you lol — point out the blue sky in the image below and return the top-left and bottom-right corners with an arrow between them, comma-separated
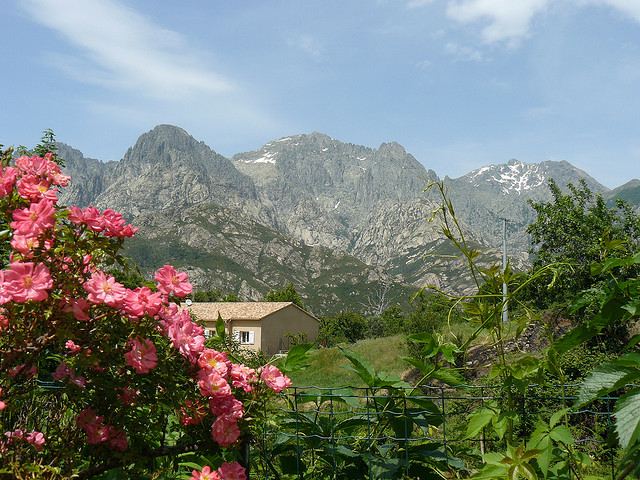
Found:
1,0 -> 639,188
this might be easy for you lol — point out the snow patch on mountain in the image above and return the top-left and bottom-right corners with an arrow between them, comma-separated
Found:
238,150 -> 277,164
466,160 -> 546,194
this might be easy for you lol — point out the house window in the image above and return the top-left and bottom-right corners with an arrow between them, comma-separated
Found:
237,331 -> 255,345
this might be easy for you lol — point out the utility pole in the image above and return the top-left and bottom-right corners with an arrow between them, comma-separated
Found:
502,218 -> 508,323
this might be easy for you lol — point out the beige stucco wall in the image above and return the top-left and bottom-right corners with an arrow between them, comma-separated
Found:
202,319 -> 263,352
202,305 -> 318,356
230,320 -> 262,353
260,305 -> 319,355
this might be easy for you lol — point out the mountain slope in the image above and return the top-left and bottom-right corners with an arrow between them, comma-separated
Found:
56,143 -> 115,207
94,125 -> 265,219
57,125 -> 630,311
59,126 -> 415,314
233,133 -> 438,252
123,203 -> 412,314
444,159 -> 610,257
607,179 -> 640,208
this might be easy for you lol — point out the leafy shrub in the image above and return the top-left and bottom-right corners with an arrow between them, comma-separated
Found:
263,282 -> 305,308
0,145 -> 287,478
318,311 -> 368,346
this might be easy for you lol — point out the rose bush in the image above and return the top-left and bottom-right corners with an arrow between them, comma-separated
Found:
0,145 -> 290,479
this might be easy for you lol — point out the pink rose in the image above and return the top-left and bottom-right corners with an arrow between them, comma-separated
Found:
260,365 -> 292,393
124,337 -> 158,374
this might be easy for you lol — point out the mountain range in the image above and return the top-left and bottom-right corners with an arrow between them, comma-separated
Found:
56,125 -> 639,315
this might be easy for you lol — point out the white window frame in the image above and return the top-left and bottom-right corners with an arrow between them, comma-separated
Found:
238,330 -> 255,345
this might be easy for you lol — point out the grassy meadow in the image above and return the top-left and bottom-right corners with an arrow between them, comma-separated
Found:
286,335 -> 409,387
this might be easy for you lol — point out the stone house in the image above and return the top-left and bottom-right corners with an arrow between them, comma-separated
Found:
187,302 -> 319,356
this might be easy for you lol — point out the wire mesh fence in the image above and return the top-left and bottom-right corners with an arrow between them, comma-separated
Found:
0,381 -> 622,478
250,383 -> 619,479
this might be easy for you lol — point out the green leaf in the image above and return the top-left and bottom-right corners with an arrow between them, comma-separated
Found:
439,343 -> 458,364
327,387 -> 360,408
615,389 -> 640,448
518,462 -> 539,480
492,411 -> 516,440
281,344 -> 313,373
535,440 -> 552,478
407,332 -> 439,358
465,406 -> 496,439
407,332 -> 436,344
339,347 -> 376,387
549,425 -> 573,445
215,314 -> 225,339
403,357 -> 436,376
528,422 -> 549,450
549,408 -> 569,428
472,464 -> 509,479
334,445 -> 359,458
431,367 -> 465,386
622,300 -> 640,317
596,252 -> 640,273
552,324 -> 596,356
625,334 -> 640,351
519,448 -> 543,461
577,363 -> 639,406
509,355 -> 541,380
492,414 -> 509,441
483,451 -> 507,466
611,352 -> 640,368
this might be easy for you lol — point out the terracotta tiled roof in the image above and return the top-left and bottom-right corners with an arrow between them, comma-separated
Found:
187,302 -> 302,321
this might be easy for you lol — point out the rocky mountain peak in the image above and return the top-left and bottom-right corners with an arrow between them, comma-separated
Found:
608,178 -> 640,208
301,132 -> 333,143
233,133 -> 341,167
57,142 -> 115,207
147,123 -> 191,138
57,124 -> 633,305
457,158 -> 608,197
92,125 -> 258,217
377,141 -> 407,158
619,179 -> 640,189
121,124 -> 208,169
462,160 -> 546,195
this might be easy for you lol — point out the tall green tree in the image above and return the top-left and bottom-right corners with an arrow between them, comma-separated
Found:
403,290 -> 456,335
527,179 -> 640,307
264,281 -> 305,308
318,311 -> 368,346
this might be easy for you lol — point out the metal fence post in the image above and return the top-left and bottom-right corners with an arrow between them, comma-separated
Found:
440,386 -> 448,465
294,387 -> 302,480
403,393 -> 409,477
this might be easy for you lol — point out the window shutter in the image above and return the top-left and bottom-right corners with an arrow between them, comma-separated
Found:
248,331 -> 255,345
232,331 -> 240,342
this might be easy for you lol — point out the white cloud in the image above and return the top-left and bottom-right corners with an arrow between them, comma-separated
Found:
446,0 -> 552,45
21,0 -> 284,150
441,0 -> 640,45
21,0 -> 233,99
287,34 -> 325,61
444,41 -> 487,61
586,0 -> 640,22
